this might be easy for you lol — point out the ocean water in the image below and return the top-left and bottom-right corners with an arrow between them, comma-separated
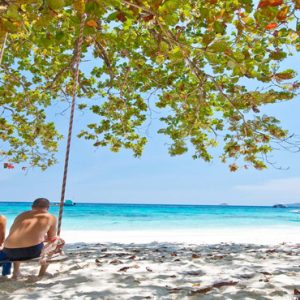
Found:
0,202 -> 299,231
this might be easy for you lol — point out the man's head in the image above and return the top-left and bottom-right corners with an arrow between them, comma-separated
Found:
32,198 -> 50,210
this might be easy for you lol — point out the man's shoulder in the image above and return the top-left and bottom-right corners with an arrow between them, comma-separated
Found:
49,213 -> 57,221
43,213 -> 57,221
44,213 -> 57,227
0,215 -> 6,221
37,211 -> 56,219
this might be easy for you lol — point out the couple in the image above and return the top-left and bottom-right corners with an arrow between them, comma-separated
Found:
0,198 -> 57,279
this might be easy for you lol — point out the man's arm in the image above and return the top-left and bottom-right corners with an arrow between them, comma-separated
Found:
45,215 -> 57,242
0,215 -> 7,248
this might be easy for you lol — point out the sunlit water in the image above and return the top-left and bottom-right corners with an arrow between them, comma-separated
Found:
0,202 -> 299,231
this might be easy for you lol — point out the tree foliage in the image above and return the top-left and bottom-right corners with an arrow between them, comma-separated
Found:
0,0 -> 300,170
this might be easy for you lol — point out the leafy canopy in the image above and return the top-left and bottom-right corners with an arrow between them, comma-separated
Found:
0,0 -> 300,170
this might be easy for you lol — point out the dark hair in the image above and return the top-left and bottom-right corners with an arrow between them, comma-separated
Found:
32,198 -> 50,208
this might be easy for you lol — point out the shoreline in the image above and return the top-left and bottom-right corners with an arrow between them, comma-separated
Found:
62,227 -> 300,245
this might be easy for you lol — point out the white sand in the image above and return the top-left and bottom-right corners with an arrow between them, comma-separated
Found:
1,228 -> 300,299
63,227 -> 300,244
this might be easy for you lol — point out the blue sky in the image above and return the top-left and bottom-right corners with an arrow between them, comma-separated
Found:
1,51 -> 300,206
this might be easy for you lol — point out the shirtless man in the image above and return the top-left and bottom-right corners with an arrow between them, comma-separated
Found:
3,198 -> 57,278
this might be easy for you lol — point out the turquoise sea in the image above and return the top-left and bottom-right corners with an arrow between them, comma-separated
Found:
0,202 -> 299,231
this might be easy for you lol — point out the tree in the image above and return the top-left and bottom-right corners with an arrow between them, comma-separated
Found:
0,0 -> 300,170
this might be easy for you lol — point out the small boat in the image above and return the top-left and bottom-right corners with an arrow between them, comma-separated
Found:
64,199 -> 76,206
52,200 -> 76,206
290,210 -> 300,214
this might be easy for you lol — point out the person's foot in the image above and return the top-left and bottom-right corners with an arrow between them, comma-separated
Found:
26,275 -> 39,283
38,263 -> 49,277
12,272 -> 23,280
37,271 -> 54,278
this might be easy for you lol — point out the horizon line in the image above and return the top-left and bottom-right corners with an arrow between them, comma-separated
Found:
0,200 -> 297,207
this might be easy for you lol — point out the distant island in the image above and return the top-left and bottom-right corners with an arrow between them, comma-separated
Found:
286,203 -> 300,207
273,203 -> 300,208
219,203 -> 229,206
273,204 -> 287,208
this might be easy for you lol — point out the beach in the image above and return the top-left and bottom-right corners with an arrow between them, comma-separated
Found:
1,229 -> 300,299
61,227 -> 300,244
1,203 -> 300,299
2,0 -> 300,297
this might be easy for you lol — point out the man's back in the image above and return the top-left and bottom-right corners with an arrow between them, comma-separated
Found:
4,210 -> 56,248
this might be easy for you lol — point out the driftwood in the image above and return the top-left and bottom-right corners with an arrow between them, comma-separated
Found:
167,280 -> 238,295
189,281 -> 238,296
